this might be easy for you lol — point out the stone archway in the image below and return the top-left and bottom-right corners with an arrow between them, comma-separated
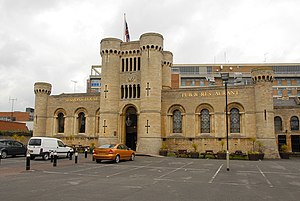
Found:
125,106 -> 138,151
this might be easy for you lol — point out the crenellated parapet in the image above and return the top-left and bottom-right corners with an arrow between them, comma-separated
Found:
34,82 -> 52,95
251,67 -> 274,83
139,33 -> 164,52
162,51 -> 173,67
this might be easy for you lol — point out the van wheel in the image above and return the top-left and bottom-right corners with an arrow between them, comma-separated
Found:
96,159 -> 102,163
115,155 -> 120,163
30,155 -> 35,160
43,153 -> 49,160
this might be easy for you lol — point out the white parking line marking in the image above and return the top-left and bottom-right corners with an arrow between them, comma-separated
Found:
106,164 -> 150,178
208,164 -> 223,184
257,165 -> 274,188
156,162 -> 193,179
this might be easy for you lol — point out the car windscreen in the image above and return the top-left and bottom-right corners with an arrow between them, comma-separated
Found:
99,144 -> 116,148
28,139 -> 42,146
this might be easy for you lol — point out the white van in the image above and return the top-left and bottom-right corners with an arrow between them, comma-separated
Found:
27,137 -> 73,160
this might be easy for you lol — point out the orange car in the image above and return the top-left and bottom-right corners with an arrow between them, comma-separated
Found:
93,144 -> 135,163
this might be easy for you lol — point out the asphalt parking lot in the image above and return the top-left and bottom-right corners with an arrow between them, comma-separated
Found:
1,155 -> 300,201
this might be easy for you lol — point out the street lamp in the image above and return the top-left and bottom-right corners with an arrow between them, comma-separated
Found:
221,73 -> 230,171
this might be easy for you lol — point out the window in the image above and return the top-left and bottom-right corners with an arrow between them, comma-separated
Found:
181,79 -> 186,86
277,80 -> 282,86
58,141 -> 65,147
200,109 -> 210,133
290,116 -> 299,131
173,110 -> 182,133
278,90 -> 283,97
200,80 -> 205,86
78,112 -> 86,133
274,116 -> 282,132
230,108 -> 240,133
57,113 -> 65,133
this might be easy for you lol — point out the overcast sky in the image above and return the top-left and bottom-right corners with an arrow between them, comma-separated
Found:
1,0 -> 300,112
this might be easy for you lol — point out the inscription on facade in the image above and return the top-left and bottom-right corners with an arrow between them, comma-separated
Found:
65,97 -> 99,102
181,90 -> 239,97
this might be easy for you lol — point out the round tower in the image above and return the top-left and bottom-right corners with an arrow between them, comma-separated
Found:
252,67 -> 279,158
138,33 -> 164,154
33,82 -> 52,136
99,38 -> 122,144
162,51 -> 173,89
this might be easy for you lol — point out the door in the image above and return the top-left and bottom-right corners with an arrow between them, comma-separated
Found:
278,135 -> 287,151
291,135 -> 300,152
57,140 -> 68,157
125,107 -> 137,151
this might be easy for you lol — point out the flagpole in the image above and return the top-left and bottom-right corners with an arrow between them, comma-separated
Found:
123,13 -> 126,42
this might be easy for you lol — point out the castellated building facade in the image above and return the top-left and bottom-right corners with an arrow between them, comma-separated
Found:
34,32 -> 281,158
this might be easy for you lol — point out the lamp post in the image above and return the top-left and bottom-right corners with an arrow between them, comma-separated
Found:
221,73 -> 230,171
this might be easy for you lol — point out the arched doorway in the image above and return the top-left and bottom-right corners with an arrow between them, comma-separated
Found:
125,107 -> 137,151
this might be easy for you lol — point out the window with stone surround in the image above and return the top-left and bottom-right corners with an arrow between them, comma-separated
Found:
274,116 -> 282,132
173,110 -> 182,133
291,116 -> 299,131
57,113 -> 65,133
230,108 -> 240,133
200,109 -> 210,133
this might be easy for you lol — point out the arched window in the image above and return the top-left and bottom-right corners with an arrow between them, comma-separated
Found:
200,109 -> 210,133
173,110 -> 182,133
290,116 -> 299,131
274,116 -> 282,132
57,113 -> 65,133
230,108 -> 240,133
78,112 -> 86,133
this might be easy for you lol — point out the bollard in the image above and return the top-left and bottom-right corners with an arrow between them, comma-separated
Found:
50,151 -> 54,163
53,151 -> 57,167
0,152 -> 2,165
84,148 -> 88,158
75,152 -> 78,164
69,151 -> 73,160
92,150 -> 95,161
26,153 -> 30,170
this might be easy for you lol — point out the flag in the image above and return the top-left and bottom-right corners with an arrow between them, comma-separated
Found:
124,14 -> 130,42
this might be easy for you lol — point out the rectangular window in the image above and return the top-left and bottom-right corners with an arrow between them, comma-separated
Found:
200,80 -> 205,86
181,79 -> 186,86
277,80 -> 282,86
288,90 -> 292,96
287,80 -> 291,86
278,90 -> 283,96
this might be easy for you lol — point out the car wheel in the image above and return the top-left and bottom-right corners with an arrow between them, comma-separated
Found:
66,152 -> 70,158
96,159 -> 102,163
115,155 -> 120,163
1,151 -> 7,159
43,153 -> 49,160
130,154 -> 135,161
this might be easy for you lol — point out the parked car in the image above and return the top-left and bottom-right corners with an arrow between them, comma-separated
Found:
27,137 -> 73,160
93,144 -> 135,163
0,139 -> 27,159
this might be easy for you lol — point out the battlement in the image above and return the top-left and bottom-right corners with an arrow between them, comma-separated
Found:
34,82 -> 52,95
251,67 -> 274,83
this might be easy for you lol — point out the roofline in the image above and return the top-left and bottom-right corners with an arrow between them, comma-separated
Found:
172,63 -> 300,67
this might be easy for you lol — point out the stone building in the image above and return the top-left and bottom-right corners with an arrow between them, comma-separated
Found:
33,32 -> 293,158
